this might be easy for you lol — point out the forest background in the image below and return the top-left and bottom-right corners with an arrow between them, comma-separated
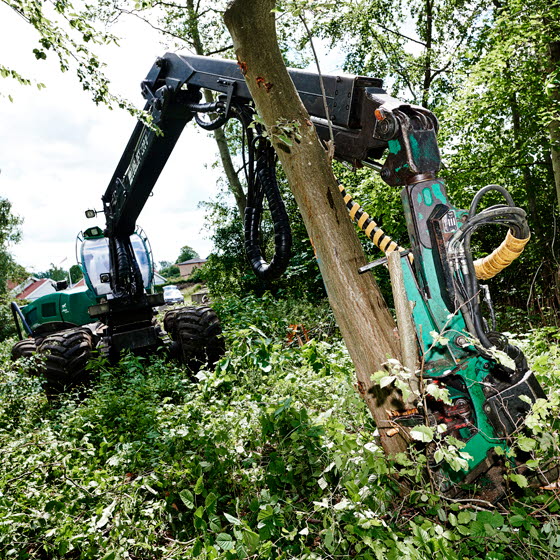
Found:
0,0 -> 560,558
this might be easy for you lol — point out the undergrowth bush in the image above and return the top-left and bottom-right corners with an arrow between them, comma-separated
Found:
1,295 -> 560,558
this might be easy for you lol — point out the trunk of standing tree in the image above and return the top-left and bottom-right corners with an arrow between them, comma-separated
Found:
421,0 -> 433,108
224,0 -> 408,456
548,37 -> 560,212
186,0 -> 247,216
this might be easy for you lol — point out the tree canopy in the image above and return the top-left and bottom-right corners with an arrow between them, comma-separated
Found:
176,245 -> 200,264
0,197 -> 23,295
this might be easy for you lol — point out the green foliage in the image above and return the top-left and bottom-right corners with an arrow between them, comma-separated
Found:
37,263 -> 68,282
159,264 -> 181,279
437,0 -> 560,318
69,264 -> 83,284
2,298 -> 560,558
0,296 -> 19,341
2,0 -> 136,110
0,197 -> 23,296
175,245 -> 200,264
200,182 -> 326,302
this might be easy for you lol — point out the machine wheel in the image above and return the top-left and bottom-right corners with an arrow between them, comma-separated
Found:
172,306 -> 225,371
163,308 -> 181,337
37,328 -> 94,394
11,338 -> 38,360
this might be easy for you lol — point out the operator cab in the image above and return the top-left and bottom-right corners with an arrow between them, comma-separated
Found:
79,226 -> 154,298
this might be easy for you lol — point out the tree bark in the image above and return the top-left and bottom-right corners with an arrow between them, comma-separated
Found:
510,91 -> 543,240
421,0 -> 433,108
224,0 -> 407,456
547,37 -> 560,211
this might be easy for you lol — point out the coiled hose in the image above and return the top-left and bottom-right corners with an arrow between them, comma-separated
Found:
449,184 -> 531,372
244,159 -> 292,280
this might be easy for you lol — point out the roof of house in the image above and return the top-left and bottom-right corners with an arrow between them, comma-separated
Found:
177,258 -> 208,265
9,276 -> 39,296
17,278 -> 53,300
6,280 -> 18,292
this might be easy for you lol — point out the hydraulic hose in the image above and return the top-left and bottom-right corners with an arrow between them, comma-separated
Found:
474,229 -> 530,280
113,237 -> 144,298
449,185 -> 531,372
465,185 -> 531,280
11,301 -> 31,339
244,161 -> 292,281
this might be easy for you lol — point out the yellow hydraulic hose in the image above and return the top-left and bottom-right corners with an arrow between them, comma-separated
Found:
474,229 -> 530,280
338,184 -> 412,262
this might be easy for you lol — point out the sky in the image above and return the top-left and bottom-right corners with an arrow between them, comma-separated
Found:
0,6 -> 223,274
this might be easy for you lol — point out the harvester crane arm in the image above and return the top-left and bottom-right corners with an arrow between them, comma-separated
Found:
11,52 -> 545,497
101,54 -> 394,239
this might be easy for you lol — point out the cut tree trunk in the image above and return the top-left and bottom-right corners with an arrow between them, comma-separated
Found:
224,0 -> 408,456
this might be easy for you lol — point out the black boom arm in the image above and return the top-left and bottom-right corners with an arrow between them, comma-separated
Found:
100,52 -> 439,297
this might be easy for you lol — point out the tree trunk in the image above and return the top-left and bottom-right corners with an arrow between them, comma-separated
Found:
547,37 -> 560,211
421,0 -> 433,108
186,0 -> 247,216
224,0 -> 407,456
510,91 -> 543,240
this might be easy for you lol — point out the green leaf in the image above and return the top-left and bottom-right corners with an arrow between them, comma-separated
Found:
508,474 -> 528,488
517,437 -> 537,452
277,134 -> 293,147
205,492 -> 217,513
192,539 -> 202,557
242,529 -> 260,553
216,532 -> 234,551
179,489 -> 194,509
379,375 -> 397,388
257,505 -> 274,522
194,475 -> 204,495
509,514 -> 526,527
224,512 -> 242,526
410,425 -> 434,442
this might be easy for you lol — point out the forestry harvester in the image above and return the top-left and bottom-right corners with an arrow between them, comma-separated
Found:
10,54 -> 544,493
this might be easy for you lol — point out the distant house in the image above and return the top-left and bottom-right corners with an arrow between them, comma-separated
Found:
177,258 -> 207,279
10,277 -> 57,301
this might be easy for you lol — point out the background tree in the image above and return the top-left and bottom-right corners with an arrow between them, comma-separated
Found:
175,245 -> 200,263
1,0 -> 136,109
159,264 -> 181,279
0,197 -> 23,295
69,264 -> 83,284
36,264 -> 68,282
438,0 -> 560,320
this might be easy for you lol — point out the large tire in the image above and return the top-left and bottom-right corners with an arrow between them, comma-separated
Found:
163,308 -> 181,337
37,328 -> 94,394
171,306 -> 225,372
11,338 -> 38,360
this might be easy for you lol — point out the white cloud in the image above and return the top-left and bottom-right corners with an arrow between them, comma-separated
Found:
0,6 -> 223,273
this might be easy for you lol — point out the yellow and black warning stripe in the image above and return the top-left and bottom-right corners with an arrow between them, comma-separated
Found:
338,184 -> 413,263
